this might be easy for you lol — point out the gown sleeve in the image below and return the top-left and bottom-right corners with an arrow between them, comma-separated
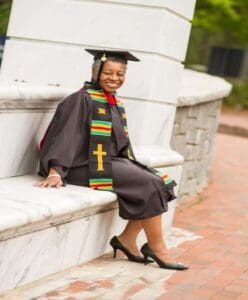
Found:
38,91 -> 90,180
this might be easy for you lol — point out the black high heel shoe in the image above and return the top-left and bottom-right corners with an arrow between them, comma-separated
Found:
110,236 -> 152,264
140,243 -> 188,270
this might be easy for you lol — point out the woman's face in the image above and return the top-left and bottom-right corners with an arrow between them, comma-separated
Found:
98,60 -> 126,93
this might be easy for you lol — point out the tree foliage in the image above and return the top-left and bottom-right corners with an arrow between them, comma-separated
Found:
193,0 -> 248,47
187,0 -> 248,109
0,0 -> 12,35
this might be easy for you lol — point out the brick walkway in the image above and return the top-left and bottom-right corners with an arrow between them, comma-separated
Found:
162,132 -> 248,299
1,131 -> 248,299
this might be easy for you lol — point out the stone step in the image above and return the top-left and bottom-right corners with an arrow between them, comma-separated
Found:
0,227 -> 202,300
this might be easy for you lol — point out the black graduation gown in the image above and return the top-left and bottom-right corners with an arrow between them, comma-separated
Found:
38,90 -> 177,220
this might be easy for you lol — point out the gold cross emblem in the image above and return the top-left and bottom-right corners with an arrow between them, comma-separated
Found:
122,113 -> 126,119
98,108 -> 106,115
93,144 -> 107,171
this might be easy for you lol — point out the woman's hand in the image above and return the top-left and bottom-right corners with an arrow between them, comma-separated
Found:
33,169 -> 63,188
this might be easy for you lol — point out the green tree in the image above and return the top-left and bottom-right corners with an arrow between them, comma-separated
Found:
187,0 -> 248,109
187,0 -> 248,66
0,0 -> 12,35
193,0 -> 248,47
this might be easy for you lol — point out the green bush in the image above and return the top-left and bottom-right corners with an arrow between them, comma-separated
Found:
224,79 -> 248,109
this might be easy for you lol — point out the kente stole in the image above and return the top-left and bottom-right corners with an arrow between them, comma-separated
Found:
87,88 -> 173,191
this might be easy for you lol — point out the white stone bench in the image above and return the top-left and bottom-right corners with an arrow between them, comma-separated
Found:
0,175 -> 118,241
0,158 -> 181,293
0,174 -> 123,292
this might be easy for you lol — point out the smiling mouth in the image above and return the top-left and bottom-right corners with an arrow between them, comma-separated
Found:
106,83 -> 119,88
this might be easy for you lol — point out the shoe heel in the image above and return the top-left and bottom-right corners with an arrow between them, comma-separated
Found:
113,248 -> 117,258
144,255 -> 149,265
110,236 -> 147,264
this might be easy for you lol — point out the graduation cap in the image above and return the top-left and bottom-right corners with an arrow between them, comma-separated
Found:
85,49 -> 140,62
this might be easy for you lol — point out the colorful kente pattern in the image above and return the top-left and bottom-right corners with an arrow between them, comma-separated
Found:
87,89 -> 107,103
156,171 -> 173,185
123,125 -> 128,136
89,178 -> 113,190
86,88 -> 174,191
91,120 -> 112,136
88,89 -> 128,137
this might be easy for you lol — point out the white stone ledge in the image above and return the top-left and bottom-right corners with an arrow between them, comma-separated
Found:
0,175 -> 117,242
178,69 -> 232,106
101,0 -> 196,20
0,85 -> 72,110
135,146 -> 184,167
0,70 -> 232,110
0,85 -> 178,110
0,84 -> 71,101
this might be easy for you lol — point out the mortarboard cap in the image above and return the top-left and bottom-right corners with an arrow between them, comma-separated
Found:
85,49 -> 140,62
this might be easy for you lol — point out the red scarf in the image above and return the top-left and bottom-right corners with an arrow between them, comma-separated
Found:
104,92 -> 117,105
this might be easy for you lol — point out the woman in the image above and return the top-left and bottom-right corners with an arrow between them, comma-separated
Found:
35,49 -> 188,270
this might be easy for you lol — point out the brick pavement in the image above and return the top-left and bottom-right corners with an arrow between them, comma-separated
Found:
1,131 -> 248,299
160,132 -> 248,299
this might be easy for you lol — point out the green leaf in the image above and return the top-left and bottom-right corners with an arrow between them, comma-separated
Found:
0,0 -> 12,35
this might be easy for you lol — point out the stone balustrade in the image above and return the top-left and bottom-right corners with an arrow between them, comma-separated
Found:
171,70 -> 232,199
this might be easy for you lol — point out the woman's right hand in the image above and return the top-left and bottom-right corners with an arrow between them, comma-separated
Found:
33,169 -> 63,188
